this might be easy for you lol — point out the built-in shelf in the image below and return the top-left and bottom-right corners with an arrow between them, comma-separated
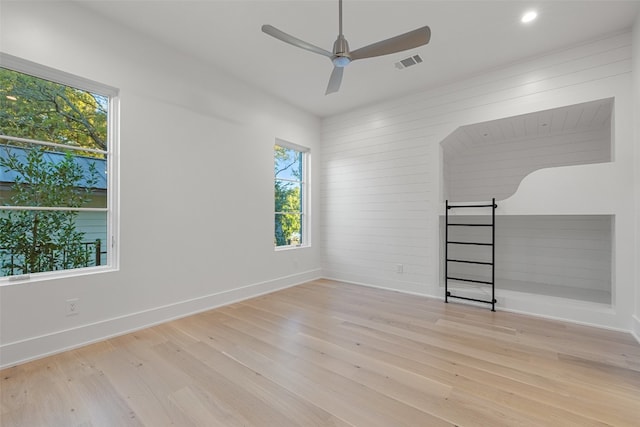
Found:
444,276 -> 611,305
440,214 -> 613,306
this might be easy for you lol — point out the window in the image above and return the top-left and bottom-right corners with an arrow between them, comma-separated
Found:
274,140 -> 309,248
0,53 -> 119,280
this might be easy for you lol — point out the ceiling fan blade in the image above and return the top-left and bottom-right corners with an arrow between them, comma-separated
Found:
325,66 -> 344,95
262,25 -> 333,58
350,26 -> 431,61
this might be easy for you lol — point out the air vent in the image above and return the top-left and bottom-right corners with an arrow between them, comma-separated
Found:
395,54 -> 423,70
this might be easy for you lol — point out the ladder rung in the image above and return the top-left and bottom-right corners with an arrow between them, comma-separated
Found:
446,276 -> 493,285
447,223 -> 492,227
446,241 -> 493,246
446,259 -> 493,265
446,293 -> 497,306
447,203 -> 496,209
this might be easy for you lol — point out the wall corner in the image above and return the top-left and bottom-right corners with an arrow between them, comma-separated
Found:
633,10 -> 640,335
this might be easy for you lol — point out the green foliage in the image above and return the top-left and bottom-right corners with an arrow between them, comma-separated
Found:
0,68 -> 107,151
275,185 -> 301,246
281,187 -> 301,244
0,147 -> 99,275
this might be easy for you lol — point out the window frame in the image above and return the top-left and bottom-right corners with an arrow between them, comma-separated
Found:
0,53 -> 120,283
274,139 -> 310,250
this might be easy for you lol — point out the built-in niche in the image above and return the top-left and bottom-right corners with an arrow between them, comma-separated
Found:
440,98 -> 614,306
440,215 -> 612,305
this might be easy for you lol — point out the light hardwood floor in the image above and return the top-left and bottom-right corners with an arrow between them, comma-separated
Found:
2,279 -> 640,426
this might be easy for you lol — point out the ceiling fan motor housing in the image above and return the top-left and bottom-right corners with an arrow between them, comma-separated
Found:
332,35 -> 351,67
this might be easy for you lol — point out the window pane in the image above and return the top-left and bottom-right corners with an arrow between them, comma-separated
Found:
275,180 -> 301,213
0,68 -> 108,151
0,210 -> 107,276
275,213 -> 302,247
274,145 -> 302,180
0,141 -> 107,208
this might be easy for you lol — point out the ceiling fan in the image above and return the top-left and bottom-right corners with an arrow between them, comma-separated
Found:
262,0 -> 431,95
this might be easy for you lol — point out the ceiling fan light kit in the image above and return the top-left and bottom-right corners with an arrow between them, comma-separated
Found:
261,0 -> 431,95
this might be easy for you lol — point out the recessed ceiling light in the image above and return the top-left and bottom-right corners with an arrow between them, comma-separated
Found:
521,10 -> 538,23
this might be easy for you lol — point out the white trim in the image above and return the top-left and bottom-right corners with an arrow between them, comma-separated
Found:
275,177 -> 303,184
275,244 -> 310,251
1,52 -> 118,97
0,269 -> 322,368
305,150 -> 312,246
275,138 -> 310,153
0,265 -> 113,287
322,275 -> 439,299
495,305 -> 629,334
0,206 -> 107,212
107,93 -> 120,273
275,211 -> 302,215
0,134 -> 107,155
632,315 -> 640,344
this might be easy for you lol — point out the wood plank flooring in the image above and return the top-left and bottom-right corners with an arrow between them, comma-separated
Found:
2,279 -> 640,426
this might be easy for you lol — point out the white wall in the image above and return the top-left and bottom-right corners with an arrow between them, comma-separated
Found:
0,1 -> 322,367
321,31 -> 636,331
633,12 -> 640,342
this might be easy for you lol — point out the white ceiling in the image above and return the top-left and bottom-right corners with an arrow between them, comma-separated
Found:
78,0 -> 640,118
441,98 -> 613,155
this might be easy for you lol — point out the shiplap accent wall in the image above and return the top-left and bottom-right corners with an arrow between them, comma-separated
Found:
321,31 -> 635,329
442,99 -> 612,202
320,124 -> 435,294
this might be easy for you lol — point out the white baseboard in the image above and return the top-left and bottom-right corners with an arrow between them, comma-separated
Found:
632,315 -> 640,344
0,269 -> 321,369
321,271 -> 439,297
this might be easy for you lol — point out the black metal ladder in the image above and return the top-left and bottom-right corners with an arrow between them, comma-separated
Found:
445,198 -> 497,311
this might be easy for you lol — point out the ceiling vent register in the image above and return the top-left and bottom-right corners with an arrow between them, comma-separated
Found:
395,54 -> 423,69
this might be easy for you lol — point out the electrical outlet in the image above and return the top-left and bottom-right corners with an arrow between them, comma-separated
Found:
396,264 -> 404,273
66,298 -> 79,316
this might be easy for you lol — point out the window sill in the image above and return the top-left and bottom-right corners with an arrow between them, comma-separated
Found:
275,244 -> 310,252
0,265 -> 118,287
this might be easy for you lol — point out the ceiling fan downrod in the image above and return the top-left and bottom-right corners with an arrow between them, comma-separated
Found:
332,0 -> 351,67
